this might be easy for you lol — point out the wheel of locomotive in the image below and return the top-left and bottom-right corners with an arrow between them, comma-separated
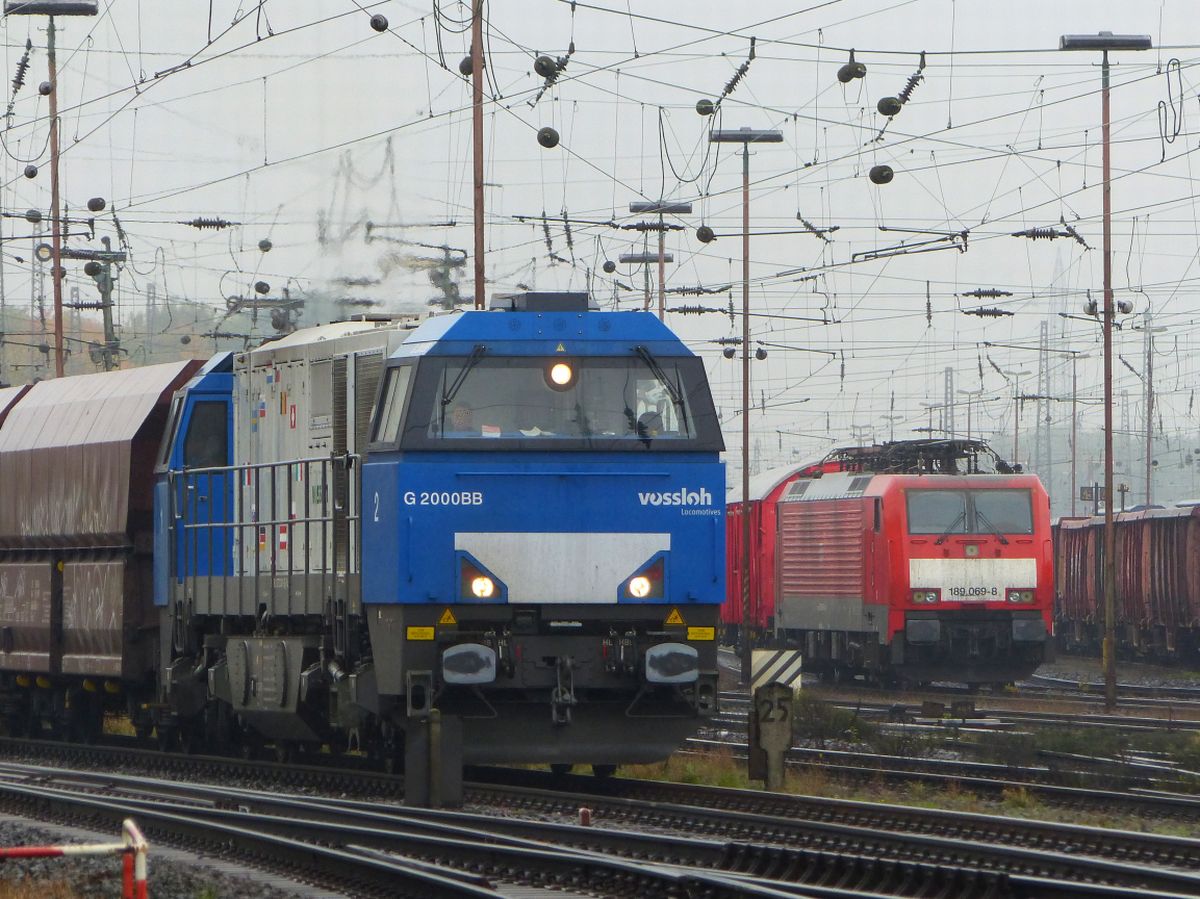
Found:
591,764 -> 617,778
550,763 -> 574,776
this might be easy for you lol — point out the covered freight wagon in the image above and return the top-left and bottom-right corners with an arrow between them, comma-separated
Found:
1054,507 -> 1200,660
0,361 -> 199,737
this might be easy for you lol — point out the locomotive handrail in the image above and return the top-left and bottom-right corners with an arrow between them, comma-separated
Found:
167,454 -> 362,624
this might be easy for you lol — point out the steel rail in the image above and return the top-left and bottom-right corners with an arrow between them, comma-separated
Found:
0,762 -> 1193,899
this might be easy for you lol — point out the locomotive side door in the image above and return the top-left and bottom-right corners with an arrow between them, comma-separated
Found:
174,397 -> 233,584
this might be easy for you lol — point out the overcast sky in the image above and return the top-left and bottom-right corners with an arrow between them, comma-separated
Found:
1,0 -> 1199,502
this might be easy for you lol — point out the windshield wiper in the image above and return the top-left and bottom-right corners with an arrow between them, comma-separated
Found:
974,508 -> 1010,545
934,509 -> 966,545
633,345 -> 688,428
438,344 -> 486,434
442,345 -> 486,408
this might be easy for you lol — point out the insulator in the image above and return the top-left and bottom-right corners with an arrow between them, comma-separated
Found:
696,225 -> 715,244
723,346 -> 736,359
38,81 -> 51,96
837,49 -> 866,83
83,261 -> 102,277
722,61 -> 750,98
369,14 -> 388,32
602,259 -> 616,274
11,49 -> 30,95
755,347 -> 768,360
86,197 -> 106,212
960,288 -> 1013,298
963,307 -> 1013,318
258,238 -> 273,253
254,280 -> 270,295
695,98 -> 715,116
184,217 -> 232,230
1012,227 -> 1063,240
24,209 -> 40,223
534,55 -> 558,79
877,96 -> 902,117
537,126 -> 559,149
23,164 -> 37,179
897,71 -> 924,104
868,164 -> 893,185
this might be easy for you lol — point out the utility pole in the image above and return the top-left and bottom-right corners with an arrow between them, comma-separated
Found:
36,236 -> 124,370
1060,30 -> 1151,711
3,1 -> 99,375
47,15 -> 64,376
470,0 -> 485,309
1005,369 -> 1031,467
709,126 -> 783,684
943,367 -> 955,440
629,201 -> 692,320
1144,312 -> 1153,506
1071,354 -> 1078,515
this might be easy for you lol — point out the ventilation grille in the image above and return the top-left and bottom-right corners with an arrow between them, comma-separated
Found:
354,352 -> 383,454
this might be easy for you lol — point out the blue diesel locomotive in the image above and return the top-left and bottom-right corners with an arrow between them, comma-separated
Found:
0,292 -> 725,790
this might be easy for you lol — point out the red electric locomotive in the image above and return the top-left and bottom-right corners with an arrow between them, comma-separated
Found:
724,439 -> 1055,686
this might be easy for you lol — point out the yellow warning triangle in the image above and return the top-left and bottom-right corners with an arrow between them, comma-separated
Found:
438,608 -> 457,626
664,608 -> 685,626
555,342 -> 566,352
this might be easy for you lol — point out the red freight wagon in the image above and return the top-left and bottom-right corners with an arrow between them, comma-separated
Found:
722,463 -> 824,644
1054,506 -> 1200,660
735,440 -> 1054,687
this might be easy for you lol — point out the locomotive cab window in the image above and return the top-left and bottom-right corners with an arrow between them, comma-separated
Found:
182,401 -> 227,469
396,354 -> 723,452
906,488 -> 1033,536
372,364 -> 413,446
156,394 -> 184,471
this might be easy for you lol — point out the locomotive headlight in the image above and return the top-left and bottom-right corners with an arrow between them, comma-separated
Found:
460,556 -> 505,601
628,575 -> 652,598
1007,588 -> 1035,603
910,589 -> 939,603
547,361 -> 575,389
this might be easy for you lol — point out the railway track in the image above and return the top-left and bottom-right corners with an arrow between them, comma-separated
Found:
718,690 -> 1200,733
684,736 -> 1200,820
0,738 -> 1197,897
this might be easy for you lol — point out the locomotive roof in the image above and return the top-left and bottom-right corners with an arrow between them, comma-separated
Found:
778,470 -> 1047,503
392,309 -> 694,358
727,460 -> 825,503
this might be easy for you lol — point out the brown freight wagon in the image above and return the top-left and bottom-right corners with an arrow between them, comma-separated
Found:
1053,507 -> 1200,660
0,362 -> 199,738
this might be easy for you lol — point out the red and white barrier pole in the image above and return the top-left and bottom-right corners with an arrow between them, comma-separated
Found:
0,817 -> 148,898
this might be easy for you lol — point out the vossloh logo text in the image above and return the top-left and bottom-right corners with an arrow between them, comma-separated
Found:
638,487 -> 713,507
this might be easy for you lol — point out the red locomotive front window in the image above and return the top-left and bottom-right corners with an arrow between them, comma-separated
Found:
906,488 -> 1033,536
971,490 -> 1034,534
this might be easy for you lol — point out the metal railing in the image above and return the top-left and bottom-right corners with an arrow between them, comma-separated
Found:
167,454 -> 360,623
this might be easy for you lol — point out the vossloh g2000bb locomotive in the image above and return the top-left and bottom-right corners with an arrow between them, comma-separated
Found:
0,292 -> 725,780
725,439 -> 1054,686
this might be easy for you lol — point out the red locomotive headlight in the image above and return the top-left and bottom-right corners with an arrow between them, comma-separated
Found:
1006,588 -> 1035,603
910,588 -> 940,604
